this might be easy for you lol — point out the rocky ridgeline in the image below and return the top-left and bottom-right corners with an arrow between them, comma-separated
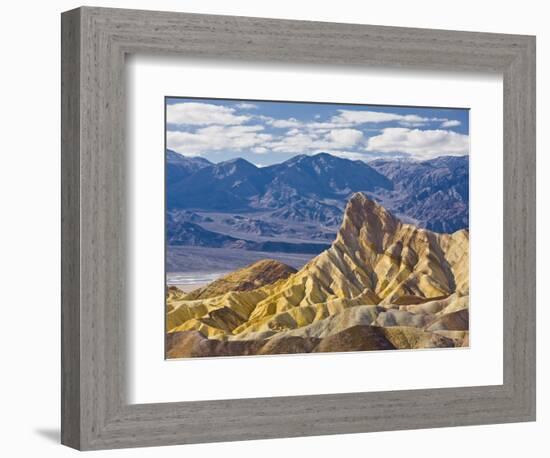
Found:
166,193 -> 469,358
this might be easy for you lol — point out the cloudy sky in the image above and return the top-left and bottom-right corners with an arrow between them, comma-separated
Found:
166,97 -> 469,166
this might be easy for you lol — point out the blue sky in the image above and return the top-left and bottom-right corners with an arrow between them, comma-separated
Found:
166,97 -> 469,166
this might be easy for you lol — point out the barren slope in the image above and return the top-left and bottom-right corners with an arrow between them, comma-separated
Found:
166,193 -> 469,357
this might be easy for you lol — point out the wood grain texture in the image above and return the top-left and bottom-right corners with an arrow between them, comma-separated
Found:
60,7 -> 81,449
60,6 -> 536,450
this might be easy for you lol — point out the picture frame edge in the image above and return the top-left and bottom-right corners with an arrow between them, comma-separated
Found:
61,6 -> 536,450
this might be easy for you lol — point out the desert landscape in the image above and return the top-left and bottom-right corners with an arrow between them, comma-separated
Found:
165,98 -> 469,358
166,192 -> 469,358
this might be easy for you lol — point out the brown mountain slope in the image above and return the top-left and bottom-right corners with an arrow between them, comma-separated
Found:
166,322 -> 457,358
166,192 -> 469,356
183,259 -> 296,300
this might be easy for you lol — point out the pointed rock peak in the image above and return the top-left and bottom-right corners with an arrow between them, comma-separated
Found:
166,150 -> 212,167
340,192 -> 400,238
242,259 -> 297,276
218,157 -> 256,168
213,157 -> 259,177
345,192 -> 397,221
311,152 -> 333,160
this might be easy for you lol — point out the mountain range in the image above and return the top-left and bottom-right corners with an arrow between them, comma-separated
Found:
369,155 -> 469,233
166,150 -> 468,256
166,193 -> 469,357
167,150 -> 393,211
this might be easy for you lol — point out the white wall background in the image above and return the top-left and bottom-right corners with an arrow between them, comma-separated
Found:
0,1 -> 546,456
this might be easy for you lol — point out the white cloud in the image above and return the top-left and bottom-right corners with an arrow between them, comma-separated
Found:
236,102 -> 258,110
268,132 -> 317,153
262,116 -> 335,130
268,117 -> 302,128
440,119 -> 462,128
333,110 -> 423,124
167,102 -> 250,126
327,129 -> 363,147
287,128 -> 301,136
366,128 -> 469,160
306,121 -> 344,130
266,128 -> 363,153
330,109 -> 456,128
166,103 -> 467,161
397,121 -> 431,128
167,125 -> 272,155
328,151 -> 370,161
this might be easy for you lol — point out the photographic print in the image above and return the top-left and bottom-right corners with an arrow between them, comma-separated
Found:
165,98 -> 469,359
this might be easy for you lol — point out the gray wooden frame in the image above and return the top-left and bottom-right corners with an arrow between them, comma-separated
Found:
61,6 -> 536,451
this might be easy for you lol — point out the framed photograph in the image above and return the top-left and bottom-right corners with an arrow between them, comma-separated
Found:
164,97 -> 471,359
61,6 -> 536,450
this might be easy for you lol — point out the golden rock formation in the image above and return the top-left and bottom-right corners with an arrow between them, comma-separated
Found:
166,192 -> 469,358
184,259 -> 297,300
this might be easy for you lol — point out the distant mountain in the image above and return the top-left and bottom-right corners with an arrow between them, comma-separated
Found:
166,221 -> 244,249
369,155 -> 468,232
370,156 -> 467,190
166,220 -> 330,255
166,152 -> 469,251
269,197 -> 342,226
257,153 -> 393,206
221,215 -> 283,237
168,157 -> 270,210
166,152 -> 392,213
166,150 -> 212,185
167,209 -> 213,224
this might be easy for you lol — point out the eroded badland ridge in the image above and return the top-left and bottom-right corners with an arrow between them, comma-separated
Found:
166,192 -> 469,358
